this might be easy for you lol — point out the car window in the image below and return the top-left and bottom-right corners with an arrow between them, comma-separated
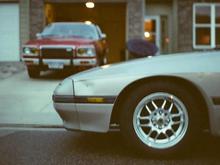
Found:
41,23 -> 99,40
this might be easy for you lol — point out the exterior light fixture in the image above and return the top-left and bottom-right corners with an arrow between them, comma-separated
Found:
144,31 -> 151,38
85,21 -> 92,25
85,2 -> 95,8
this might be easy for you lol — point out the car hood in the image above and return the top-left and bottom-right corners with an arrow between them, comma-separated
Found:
26,37 -> 96,46
70,51 -> 219,81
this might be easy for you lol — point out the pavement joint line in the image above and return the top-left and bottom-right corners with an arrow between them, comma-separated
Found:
39,102 -> 52,112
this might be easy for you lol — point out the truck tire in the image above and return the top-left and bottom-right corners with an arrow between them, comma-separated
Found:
27,67 -> 40,78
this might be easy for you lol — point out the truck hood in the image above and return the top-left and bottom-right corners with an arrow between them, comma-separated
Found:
26,37 -> 95,46
70,51 -> 220,81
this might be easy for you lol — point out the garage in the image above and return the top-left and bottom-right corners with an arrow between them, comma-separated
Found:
0,3 -> 19,61
44,2 -> 126,63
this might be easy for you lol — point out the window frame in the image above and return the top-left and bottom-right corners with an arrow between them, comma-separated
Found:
215,5 -> 220,47
193,3 -> 219,49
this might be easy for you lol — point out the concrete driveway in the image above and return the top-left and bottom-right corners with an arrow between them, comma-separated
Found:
0,68 -> 71,127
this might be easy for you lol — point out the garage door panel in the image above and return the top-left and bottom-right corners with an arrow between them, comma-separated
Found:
0,4 -> 19,61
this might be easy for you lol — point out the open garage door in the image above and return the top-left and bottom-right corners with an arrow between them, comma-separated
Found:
0,3 -> 19,61
45,3 -> 126,63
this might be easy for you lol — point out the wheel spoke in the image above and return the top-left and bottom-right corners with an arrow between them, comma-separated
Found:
172,120 -> 183,125
163,132 -> 169,139
171,113 -> 182,118
147,129 -> 153,137
145,105 -> 152,114
154,132 -> 160,141
170,128 -> 176,137
151,100 -> 158,110
139,123 -> 150,127
138,116 -> 150,120
168,103 -> 174,112
161,100 -> 167,109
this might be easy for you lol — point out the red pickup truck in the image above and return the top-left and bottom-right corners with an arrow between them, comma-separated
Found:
22,22 -> 108,78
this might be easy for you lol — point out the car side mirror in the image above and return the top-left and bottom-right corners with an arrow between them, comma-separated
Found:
101,33 -> 107,39
36,33 -> 42,39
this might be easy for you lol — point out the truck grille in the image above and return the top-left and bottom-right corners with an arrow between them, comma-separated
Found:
41,47 -> 74,59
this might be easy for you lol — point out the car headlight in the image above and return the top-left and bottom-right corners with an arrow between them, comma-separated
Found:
23,47 -> 39,56
77,45 -> 96,57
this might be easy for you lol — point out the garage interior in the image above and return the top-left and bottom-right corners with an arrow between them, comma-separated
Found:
44,2 -> 126,63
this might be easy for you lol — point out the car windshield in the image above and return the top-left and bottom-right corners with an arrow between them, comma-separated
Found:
41,23 -> 99,40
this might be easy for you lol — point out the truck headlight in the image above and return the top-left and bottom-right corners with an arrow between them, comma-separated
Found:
23,47 -> 39,56
77,45 -> 96,57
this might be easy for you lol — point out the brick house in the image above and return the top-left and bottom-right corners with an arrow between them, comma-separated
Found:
0,0 -> 219,62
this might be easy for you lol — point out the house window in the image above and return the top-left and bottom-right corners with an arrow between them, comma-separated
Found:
193,3 -> 220,49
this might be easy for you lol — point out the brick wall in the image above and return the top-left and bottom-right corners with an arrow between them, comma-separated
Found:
20,0 -> 30,45
30,0 -> 44,39
127,0 -> 145,40
177,0 -> 194,52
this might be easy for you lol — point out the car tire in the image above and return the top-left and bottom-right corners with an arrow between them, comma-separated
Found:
120,81 -> 201,157
27,67 -> 40,78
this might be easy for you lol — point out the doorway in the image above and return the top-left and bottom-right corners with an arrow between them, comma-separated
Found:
144,16 -> 160,53
145,0 -> 174,54
144,16 -> 170,54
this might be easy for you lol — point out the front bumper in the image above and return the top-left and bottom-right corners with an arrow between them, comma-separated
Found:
54,102 -> 113,132
53,76 -> 116,133
22,57 -> 97,68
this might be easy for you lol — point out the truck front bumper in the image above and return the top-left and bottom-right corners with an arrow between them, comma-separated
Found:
22,57 -> 97,68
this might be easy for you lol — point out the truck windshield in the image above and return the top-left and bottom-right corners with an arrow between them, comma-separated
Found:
41,23 -> 99,40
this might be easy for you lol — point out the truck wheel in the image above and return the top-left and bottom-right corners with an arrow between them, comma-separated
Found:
27,67 -> 40,78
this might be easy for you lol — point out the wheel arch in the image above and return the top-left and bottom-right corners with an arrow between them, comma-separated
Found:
110,75 -> 209,129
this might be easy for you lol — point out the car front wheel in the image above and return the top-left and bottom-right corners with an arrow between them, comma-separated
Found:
120,81 -> 201,156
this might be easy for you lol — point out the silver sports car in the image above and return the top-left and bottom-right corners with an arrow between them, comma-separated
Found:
53,51 -> 220,155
